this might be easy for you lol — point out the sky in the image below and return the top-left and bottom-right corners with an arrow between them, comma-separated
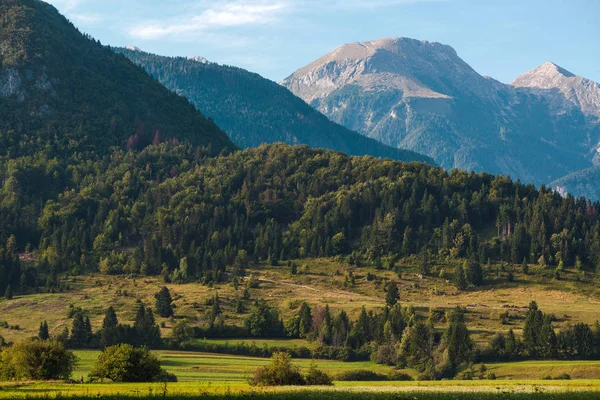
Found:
44,0 -> 600,84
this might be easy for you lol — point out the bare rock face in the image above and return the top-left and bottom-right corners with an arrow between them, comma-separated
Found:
513,61 -> 600,120
282,37 -> 600,186
186,56 -> 208,64
0,68 -> 22,98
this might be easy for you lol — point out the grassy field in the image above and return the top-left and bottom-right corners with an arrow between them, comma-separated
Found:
2,258 -> 600,347
3,259 -> 600,399
3,380 -> 600,399
65,350 -> 600,383
70,350 -> 397,382
2,350 -> 600,398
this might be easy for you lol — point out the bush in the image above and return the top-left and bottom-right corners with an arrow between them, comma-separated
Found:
305,364 -> 333,386
0,339 -> 77,380
249,352 -> 306,386
336,369 -> 388,381
555,373 -> 571,380
89,344 -> 176,382
387,371 -> 413,381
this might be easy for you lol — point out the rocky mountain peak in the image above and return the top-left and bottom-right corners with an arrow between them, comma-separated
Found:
513,62 -> 600,119
124,45 -> 142,52
512,61 -> 575,88
281,36 -> 500,105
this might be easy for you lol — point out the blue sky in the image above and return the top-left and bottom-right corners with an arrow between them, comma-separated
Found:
44,0 -> 600,84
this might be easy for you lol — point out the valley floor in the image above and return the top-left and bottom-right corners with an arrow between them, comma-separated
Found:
3,350 -> 600,398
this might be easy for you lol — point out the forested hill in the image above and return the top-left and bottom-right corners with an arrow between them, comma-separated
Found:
0,0 -> 235,158
6,143 -> 597,286
114,48 -> 434,164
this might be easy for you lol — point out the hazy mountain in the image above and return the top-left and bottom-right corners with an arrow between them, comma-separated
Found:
115,47 -> 434,164
282,37 -> 600,185
0,0 -> 235,157
550,166 -> 600,200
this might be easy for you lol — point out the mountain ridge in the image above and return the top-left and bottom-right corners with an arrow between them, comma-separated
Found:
281,36 -> 600,186
115,46 -> 435,164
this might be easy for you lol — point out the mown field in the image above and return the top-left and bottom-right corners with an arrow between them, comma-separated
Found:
3,350 -> 600,399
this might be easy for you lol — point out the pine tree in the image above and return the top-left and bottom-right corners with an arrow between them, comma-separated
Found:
385,283 -> 399,307
3,285 -> 12,300
38,320 -> 50,340
70,312 -> 92,348
454,264 -> 468,291
298,302 -> 312,338
134,301 -> 161,347
154,286 -> 174,318
101,306 -> 120,348
506,328 -> 518,359
443,308 -> 472,370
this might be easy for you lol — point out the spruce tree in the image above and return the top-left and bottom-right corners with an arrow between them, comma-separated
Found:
101,306 -> 120,348
298,302 -> 312,338
70,312 -> 92,348
385,283 -> 400,307
154,286 -> 174,318
454,264 -> 468,291
38,321 -> 50,340
3,285 -> 12,300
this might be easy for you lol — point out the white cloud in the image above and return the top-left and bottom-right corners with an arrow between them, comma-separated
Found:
71,13 -> 103,24
128,1 -> 287,40
43,0 -> 86,12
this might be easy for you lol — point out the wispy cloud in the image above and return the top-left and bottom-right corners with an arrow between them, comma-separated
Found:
71,13 -> 103,24
128,0 -> 288,40
43,0 -> 87,12
43,0 -> 104,25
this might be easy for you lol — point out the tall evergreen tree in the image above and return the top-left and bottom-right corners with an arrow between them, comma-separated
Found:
38,321 -> 50,341
454,264 -> 468,291
70,312 -> 92,348
385,283 -> 400,307
101,306 -> 120,348
3,285 -> 13,300
154,286 -> 174,318
298,302 -> 312,338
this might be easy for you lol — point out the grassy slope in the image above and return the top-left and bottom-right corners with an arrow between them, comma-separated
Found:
1,258 -> 599,346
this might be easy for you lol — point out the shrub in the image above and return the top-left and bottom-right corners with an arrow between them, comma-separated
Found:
89,344 -> 176,382
336,369 -> 388,381
249,352 -> 306,386
305,363 -> 333,386
387,371 -> 413,381
555,373 -> 571,380
0,339 -> 77,380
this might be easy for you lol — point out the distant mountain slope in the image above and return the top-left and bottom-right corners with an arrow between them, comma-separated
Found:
550,167 -> 600,200
0,0 -> 235,157
282,37 -> 600,185
115,48 -> 434,164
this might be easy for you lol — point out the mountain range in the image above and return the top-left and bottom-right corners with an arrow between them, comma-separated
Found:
2,1 -> 599,199
114,48 -> 433,163
281,37 -> 600,191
